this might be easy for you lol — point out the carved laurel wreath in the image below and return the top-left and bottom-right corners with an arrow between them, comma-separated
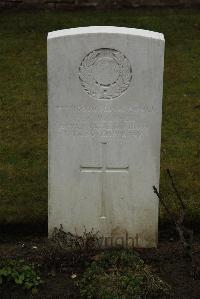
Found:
79,48 -> 132,100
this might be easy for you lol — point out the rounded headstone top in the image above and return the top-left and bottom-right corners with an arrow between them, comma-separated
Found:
48,26 -> 165,41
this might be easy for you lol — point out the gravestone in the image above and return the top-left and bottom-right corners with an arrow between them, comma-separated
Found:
48,26 -> 165,248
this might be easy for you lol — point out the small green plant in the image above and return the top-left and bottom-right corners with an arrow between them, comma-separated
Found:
0,259 -> 42,293
77,250 -> 171,299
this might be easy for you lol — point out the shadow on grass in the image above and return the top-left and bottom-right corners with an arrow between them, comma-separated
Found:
0,221 -> 48,241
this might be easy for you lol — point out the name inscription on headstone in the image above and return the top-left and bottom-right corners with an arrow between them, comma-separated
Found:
55,103 -> 156,137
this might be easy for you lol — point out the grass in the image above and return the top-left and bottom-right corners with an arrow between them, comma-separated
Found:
0,8 -> 199,228
77,250 -> 171,298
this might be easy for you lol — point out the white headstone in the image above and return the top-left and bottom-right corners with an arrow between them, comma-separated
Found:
48,26 -> 165,248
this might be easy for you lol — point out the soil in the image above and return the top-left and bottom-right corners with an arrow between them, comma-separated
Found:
0,230 -> 200,299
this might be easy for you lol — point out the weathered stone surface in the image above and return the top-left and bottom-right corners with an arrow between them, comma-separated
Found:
0,1 -> 5,8
19,0 -> 45,8
47,2 -> 56,8
48,26 -> 165,248
0,0 -> 199,10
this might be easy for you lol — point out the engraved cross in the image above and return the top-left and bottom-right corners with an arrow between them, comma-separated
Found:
80,142 -> 129,218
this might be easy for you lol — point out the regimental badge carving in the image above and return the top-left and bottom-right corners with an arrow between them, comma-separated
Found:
79,48 -> 132,100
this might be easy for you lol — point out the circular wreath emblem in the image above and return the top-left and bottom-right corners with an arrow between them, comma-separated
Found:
79,48 -> 132,100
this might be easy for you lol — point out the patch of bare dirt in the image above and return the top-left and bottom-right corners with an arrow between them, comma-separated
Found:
0,234 -> 200,298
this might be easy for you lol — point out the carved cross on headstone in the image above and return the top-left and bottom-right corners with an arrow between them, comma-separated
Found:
80,142 -> 129,218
